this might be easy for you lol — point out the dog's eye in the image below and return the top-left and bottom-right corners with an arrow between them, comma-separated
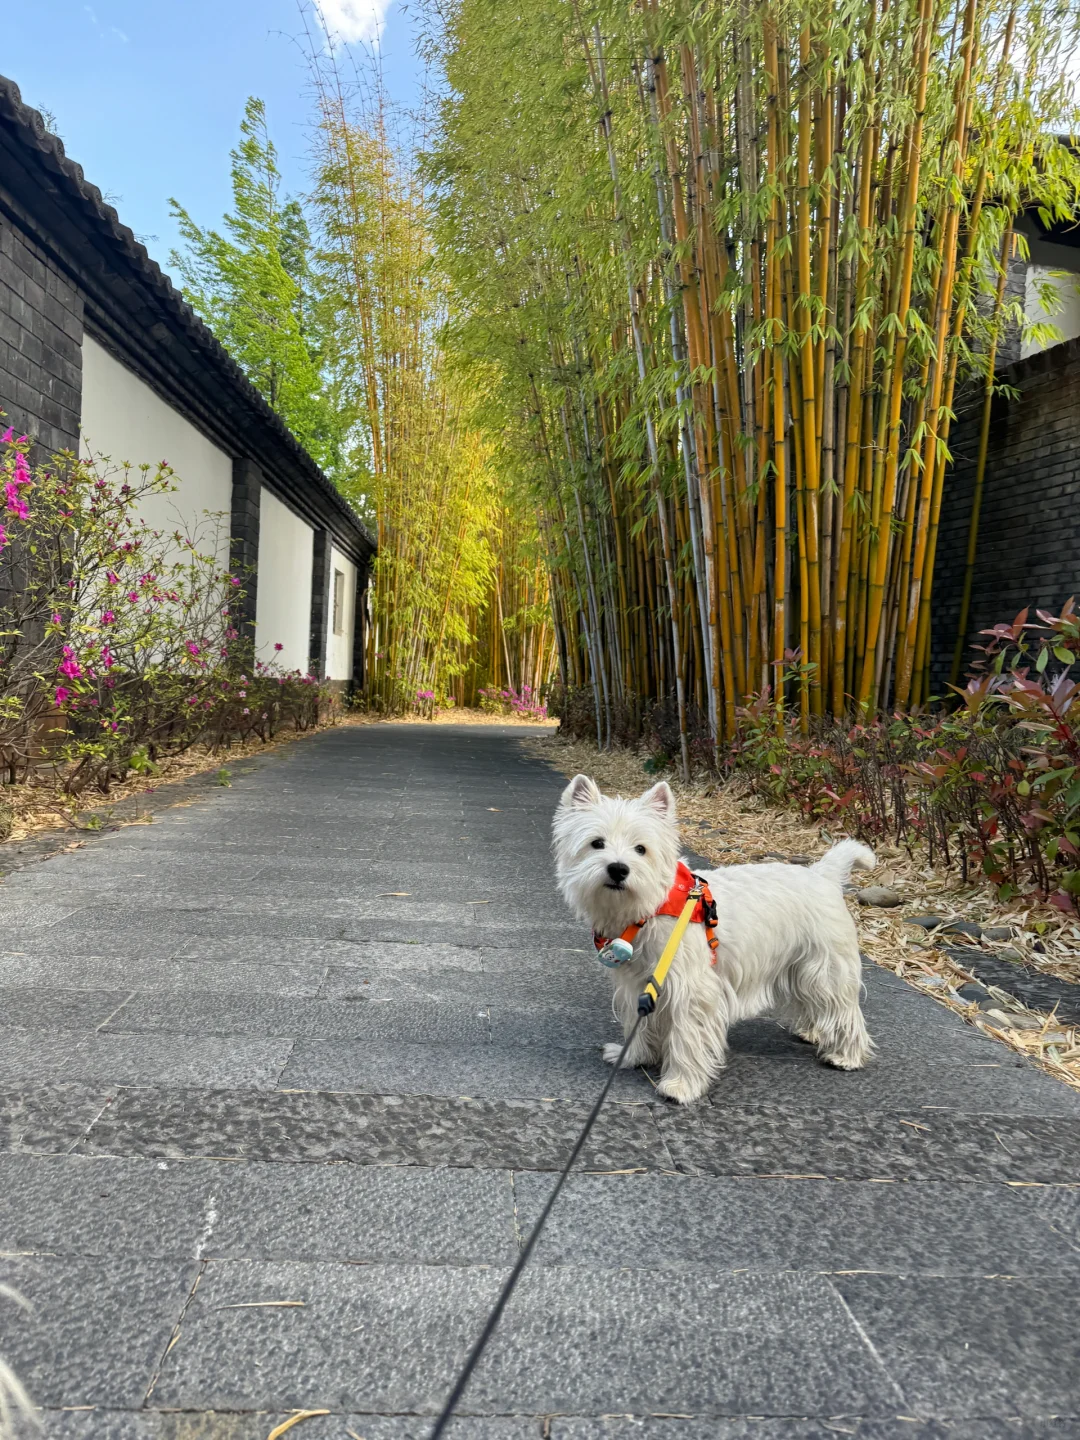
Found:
634,844 -> 647,855
590,838 -> 606,850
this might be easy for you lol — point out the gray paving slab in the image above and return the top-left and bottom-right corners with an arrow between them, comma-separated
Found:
2,721 -> 1079,1430
511,1172 -> 1080,1274
55,1031 -> 294,1089
172,935 -> 342,965
279,1036 -> 654,1101
1007,1183 -> 1080,1251
656,1100 -> 1080,1182
549,1422 -> 1080,1439
205,1161 -> 518,1264
833,1273 -> 1080,1417
151,1260 -> 897,1416
707,1049 -> 1080,1117
0,1252 -> 197,1407
487,1000 -> 622,1048
0,952 -> 327,995
0,1027 -> 87,1082
40,1415 -> 543,1440
319,959 -> 612,1010
0,1082 -> 115,1153
72,1085 -> 669,1170
102,991 -> 492,1044
0,1153 -> 516,1264
320,940 -> 485,972
0,986 -> 131,1029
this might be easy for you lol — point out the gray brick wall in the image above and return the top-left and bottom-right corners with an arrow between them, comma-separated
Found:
0,196 -> 82,455
930,335 -> 1080,690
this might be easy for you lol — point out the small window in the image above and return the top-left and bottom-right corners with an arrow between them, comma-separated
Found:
332,568 -> 345,635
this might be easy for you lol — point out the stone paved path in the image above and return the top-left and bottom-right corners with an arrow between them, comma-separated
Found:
1,723 -> 1079,1440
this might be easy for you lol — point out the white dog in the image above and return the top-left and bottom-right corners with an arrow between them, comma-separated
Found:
553,774 -> 875,1104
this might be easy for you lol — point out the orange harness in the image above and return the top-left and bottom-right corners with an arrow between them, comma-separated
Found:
593,861 -> 719,963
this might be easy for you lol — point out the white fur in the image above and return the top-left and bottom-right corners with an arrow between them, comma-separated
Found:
553,774 -> 875,1104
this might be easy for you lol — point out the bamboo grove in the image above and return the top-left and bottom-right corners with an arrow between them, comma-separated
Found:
428,0 -> 1080,760
173,29 -> 558,712
305,44 -> 559,709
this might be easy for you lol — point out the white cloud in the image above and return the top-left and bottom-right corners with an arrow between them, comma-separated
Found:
316,0 -> 392,48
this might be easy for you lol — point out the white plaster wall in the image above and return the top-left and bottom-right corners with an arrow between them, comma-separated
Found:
255,487 -> 314,672
1022,265 -> 1080,358
326,546 -> 357,682
79,335 -> 233,568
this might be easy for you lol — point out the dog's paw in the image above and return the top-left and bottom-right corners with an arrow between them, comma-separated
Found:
656,1072 -> 707,1104
818,1049 -> 867,1071
602,1042 -> 626,1067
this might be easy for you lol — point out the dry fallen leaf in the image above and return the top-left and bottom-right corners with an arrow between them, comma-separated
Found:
377,892 -> 411,898
266,1412 -> 331,1440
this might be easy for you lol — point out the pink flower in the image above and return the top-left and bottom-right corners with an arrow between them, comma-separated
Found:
51,612 -> 62,626
101,610 -> 115,625
54,685 -> 70,705
106,571 -> 119,585
1,427 -> 12,443
127,591 -> 138,603
5,482 -> 28,519
242,707 -> 250,715
13,453 -> 30,483
187,696 -> 197,705
100,645 -> 115,670
186,641 -> 201,656
274,642 -> 283,652
58,647 -> 82,680
0,524 -> 7,551
230,576 -> 240,586
239,674 -> 248,683
238,690 -> 246,698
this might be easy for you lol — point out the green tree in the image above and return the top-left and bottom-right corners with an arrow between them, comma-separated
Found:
170,97 -> 349,476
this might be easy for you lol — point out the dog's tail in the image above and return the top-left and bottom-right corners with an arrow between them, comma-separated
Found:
812,838 -> 876,887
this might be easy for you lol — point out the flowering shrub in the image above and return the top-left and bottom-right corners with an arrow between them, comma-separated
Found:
478,684 -> 548,721
548,604 -> 1079,910
731,602 -> 1080,911
0,432 -> 333,795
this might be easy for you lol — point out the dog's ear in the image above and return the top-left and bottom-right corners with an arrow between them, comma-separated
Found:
641,780 -> 676,821
561,774 -> 601,810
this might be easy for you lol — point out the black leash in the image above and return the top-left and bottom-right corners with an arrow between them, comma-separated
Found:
428,1009 -> 647,1438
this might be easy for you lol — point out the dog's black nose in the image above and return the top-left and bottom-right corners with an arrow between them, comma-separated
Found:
606,861 -> 630,884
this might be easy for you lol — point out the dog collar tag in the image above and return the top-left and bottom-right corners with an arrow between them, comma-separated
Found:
596,937 -> 634,968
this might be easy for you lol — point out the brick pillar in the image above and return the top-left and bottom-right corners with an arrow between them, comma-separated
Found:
230,459 -> 261,646
0,209 -> 84,458
309,527 -> 332,678
351,555 -> 370,693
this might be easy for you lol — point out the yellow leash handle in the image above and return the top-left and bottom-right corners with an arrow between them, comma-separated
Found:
637,885 -> 702,1016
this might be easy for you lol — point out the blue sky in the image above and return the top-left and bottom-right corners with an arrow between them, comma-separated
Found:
5,1 -> 426,271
